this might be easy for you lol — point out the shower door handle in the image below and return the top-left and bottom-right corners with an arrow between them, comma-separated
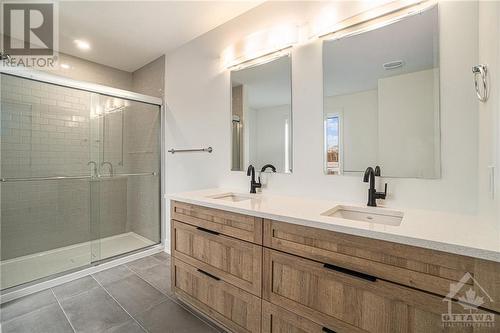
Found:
0,176 -> 91,182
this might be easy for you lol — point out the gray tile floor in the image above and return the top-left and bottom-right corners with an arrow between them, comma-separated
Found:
0,253 -> 222,333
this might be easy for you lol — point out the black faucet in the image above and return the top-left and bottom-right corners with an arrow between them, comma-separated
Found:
260,164 -> 276,173
247,165 -> 262,193
363,166 -> 387,207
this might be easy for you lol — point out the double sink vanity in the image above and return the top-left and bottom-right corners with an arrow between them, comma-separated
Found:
169,189 -> 500,333
168,7 -> 499,331
166,2 -> 500,332
211,192 -> 404,226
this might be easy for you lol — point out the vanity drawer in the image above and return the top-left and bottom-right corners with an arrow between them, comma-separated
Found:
172,220 -> 262,296
173,258 -> 262,333
263,219 -> 500,310
171,201 -> 262,244
263,249 -> 498,333
262,300 -> 362,333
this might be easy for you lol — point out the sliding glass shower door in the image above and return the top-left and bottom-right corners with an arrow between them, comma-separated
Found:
90,94 -> 161,261
0,73 -> 161,290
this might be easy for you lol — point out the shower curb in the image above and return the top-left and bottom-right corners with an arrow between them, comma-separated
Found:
0,245 -> 165,304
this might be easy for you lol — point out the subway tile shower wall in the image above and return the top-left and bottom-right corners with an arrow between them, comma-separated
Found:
0,75 -> 128,260
1,75 -> 92,178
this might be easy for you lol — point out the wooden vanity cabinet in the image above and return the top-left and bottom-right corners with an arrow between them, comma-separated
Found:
171,201 -> 262,244
262,301 -> 330,333
171,220 -> 262,296
263,249 -> 498,333
263,219 -> 500,313
173,258 -> 262,333
171,201 -> 264,332
171,202 -> 500,333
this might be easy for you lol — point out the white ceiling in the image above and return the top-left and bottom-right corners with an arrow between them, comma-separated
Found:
323,6 -> 438,97
58,1 -> 262,72
231,55 -> 291,110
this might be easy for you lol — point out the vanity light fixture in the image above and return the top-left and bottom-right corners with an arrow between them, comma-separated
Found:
317,0 -> 435,41
221,24 -> 298,70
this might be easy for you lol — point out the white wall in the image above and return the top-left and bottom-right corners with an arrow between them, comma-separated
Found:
164,1 -> 491,249
325,90 -> 378,172
247,104 -> 290,171
378,68 -> 440,178
477,1 -> 500,223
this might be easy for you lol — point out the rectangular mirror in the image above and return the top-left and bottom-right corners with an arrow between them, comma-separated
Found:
231,55 -> 293,173
323,5 -> 440,178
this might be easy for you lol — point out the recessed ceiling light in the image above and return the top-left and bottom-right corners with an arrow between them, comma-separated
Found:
60,63 -> 70,69
74,39 -> 90,50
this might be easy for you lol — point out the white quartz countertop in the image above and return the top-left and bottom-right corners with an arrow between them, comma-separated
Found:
168,188 -> 500,262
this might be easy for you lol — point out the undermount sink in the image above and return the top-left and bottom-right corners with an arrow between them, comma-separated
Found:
208,193 -> 253,202
322,205 -> 404,226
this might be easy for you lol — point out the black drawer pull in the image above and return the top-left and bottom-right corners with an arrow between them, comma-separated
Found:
196,226 -> 220,236
323,263 -> 377,282
197,269 -> 220,281
322,327 -> 336,333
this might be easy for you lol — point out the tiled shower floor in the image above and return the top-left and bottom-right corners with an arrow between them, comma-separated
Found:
0,253 -> 221,333
1,232 -> 155,290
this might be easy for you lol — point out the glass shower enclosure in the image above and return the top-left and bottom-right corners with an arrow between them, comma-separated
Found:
0,73 -> 161,290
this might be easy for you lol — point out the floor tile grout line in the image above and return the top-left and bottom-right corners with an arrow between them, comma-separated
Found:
126,268 -> 175,302
50,288 -> 77,333
128,279 -> 222,333
124,257 -> 164,276
94,255 -> 221,332
126,260 -> 223,332
90,275 -> 150,333
124,263 -> 169,295
124,263 -> 178,303
51,281 -> 102,303
149,254 -> 165,265
0,299 -> 59,326
0,256 -> 176,332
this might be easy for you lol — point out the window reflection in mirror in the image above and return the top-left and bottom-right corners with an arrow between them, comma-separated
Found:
323,5 -> 440,178
325,112 -> 342,175
231,55 -> 292,173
